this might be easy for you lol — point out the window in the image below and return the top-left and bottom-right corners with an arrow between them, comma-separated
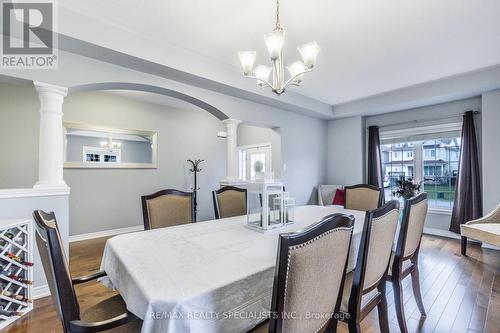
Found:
381,136 -> 461,209
424,149 -> 436,159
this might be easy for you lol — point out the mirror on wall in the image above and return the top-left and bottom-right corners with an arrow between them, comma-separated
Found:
63,122 -> 157,168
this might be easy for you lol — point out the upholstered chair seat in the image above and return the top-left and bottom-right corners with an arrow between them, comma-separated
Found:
340,272 -> 380,312
212,186 -> 247,219
387,252 -> 413,276
81,295 -> 142,332
344,184 -> 382,211
142,189 -> 194,229
461,203 -> 500,255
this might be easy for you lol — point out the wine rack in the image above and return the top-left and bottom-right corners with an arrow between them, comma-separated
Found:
0,219 -> 33,329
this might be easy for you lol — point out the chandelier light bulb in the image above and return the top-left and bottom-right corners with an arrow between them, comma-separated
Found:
297,41 -> 320,69
287,61 -> 307,84
238,51 -> 257,76
264,30 -> 285,60
254,65 -> 272,84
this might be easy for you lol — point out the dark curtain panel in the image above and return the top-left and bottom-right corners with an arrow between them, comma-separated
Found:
367,126 -> 385,202
450,111 -> 482,233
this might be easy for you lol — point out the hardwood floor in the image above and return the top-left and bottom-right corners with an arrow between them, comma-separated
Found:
1,235 -> 498,333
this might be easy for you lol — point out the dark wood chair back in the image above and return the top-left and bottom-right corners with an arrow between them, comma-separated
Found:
141,189 -> 194,230
212,186 -> 247,219
344,184 -> 383,211
392,193 -> 428,273
33,210 -> 80,333
269,213 -> 355,333
348,200 -> 400,317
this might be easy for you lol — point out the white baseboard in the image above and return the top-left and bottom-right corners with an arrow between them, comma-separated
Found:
33,284 -> 51,300
69,225 -> 143,243
424,227 -> 500,251
423,227 -> 460,240
482,243 -> 500,250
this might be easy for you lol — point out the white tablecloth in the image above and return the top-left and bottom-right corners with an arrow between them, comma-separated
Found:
100,205 -> 366,333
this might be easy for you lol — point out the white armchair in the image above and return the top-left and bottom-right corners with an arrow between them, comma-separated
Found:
317,185 -> 343,206
460,203 -> 500,255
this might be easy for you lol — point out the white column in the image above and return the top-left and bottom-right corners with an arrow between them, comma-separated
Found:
221,119 -> 244,185
33,82 -> 69,189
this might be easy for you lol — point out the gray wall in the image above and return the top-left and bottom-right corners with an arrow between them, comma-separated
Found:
237,125 -> 282,179
0,82 -> 39,188
62,91 -> 227,235
66,135 -> 153,163
481,89 -> 500,213
0,81 -> 328,236
327,116 -> 365,185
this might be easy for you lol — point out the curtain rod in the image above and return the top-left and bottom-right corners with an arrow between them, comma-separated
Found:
369,110 -> 480,130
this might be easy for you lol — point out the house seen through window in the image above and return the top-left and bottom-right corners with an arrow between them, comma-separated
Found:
381,136 -> 461,209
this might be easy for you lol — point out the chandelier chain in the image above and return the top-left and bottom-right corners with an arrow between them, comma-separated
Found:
274,0 -> 282,31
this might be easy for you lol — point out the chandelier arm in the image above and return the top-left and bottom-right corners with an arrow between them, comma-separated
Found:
282,68 -> 313,88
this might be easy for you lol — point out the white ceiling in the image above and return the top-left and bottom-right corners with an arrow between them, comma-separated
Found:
58,0 -> 500,105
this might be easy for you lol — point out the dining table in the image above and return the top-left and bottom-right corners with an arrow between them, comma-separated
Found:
99,205 -> 367,333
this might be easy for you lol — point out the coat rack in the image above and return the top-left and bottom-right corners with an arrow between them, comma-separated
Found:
187,159 -> 204,222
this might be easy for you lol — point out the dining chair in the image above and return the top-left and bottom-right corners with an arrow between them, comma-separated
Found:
250,213 -> 355,333
32,210 -> 141,333
339,200 -> 400,333
461,202 -> 500,256
344,184 -> 383,211
212,186 -> 247,219
385,193 -> 428,333
141,189 -> 194,230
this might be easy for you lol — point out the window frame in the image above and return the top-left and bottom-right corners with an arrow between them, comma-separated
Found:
378,123 -> 462,212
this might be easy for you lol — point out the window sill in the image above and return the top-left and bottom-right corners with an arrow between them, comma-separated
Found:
428,208 -> 452,216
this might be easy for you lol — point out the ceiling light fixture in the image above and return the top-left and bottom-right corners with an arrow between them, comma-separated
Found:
238,0 -> 320,96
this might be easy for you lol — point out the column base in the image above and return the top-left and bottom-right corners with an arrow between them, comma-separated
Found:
34,181 -> 70,193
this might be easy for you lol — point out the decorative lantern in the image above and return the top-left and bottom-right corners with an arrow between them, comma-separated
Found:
246,181 -> 285,232
283,193 -> 295,225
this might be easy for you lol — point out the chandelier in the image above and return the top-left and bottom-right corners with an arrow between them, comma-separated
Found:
238,0 -> 320,96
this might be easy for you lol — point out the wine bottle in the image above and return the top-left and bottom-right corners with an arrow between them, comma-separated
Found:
0,264 -> 17,274
6,253 -> 34,266
1,290 -> 31,303
0,233 -> 23,246
0,308 -> 21,317
7,275 -> 33,285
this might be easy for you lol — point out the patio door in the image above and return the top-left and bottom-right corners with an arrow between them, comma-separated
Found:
238,144 -> 272,181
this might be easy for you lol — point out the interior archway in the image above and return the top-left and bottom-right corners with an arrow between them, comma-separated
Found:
68,82 -> 229,120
